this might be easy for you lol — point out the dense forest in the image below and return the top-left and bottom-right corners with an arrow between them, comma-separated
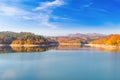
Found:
0,31 -> 57,45
0,31 -> 18,44
90,34 -> 120,46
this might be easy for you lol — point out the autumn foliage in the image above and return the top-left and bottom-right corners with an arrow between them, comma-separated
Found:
50,37 -> 83,45
0,31 -> 57,45
90,34 -> 120,46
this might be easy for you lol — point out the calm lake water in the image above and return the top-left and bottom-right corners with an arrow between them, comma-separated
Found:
0,46 -> 120,80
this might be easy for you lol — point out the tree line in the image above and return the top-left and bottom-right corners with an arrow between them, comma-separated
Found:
0,31 -> 55,45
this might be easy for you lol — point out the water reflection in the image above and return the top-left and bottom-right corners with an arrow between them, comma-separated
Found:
11,46 -> 48,52
56,45 -> 82,50
0,45 -> 120,53
90,47 -> 120,53
0,46 -> 15,53
0,46 -> 56,53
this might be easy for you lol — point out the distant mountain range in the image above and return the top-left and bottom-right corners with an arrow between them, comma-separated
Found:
48,33 -> 105,44
68,33 -> 105,40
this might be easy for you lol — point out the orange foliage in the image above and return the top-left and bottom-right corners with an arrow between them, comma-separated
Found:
90,34 -> 120,46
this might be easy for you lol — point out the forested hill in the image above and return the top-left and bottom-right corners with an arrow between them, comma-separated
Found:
90,34 -> 120,46
0,31 -> 53,45
0,31 -> 19,44
0,31 -> 107,45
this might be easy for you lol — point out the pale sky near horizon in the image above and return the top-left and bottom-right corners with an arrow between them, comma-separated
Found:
0,0 -> 120,36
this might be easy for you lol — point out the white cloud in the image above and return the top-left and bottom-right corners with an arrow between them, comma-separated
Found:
34,0 -> 64,11
22,16 -> 33,20
40,14 -> 57,29
0,0 -> 65,28
0,5 -> 28,16
32,0 -> 64,28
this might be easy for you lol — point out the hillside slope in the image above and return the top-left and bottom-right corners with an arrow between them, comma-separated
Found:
90,34 -> 120,46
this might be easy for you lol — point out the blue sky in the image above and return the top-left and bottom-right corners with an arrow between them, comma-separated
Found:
0,0 -> 120,36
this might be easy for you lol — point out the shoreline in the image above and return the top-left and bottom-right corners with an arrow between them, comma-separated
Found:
2,43 -> 119,49
0,44 -> 58,47
85,44 -> 120,49
0,43 -> 81,47
0,44 -> 10,46
59,43 -> 81,46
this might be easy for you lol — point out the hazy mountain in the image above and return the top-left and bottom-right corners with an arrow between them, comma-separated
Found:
68,33 -> 105,40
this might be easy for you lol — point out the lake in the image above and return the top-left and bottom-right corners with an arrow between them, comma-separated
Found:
0,46 -> 120,80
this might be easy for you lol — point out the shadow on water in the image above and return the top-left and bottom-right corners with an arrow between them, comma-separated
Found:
0,45 -> 120,53
0,46 -> 57,53
0,46 -> 15,53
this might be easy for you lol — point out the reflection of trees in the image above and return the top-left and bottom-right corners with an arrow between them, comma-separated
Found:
56,45 -> 81,50
99,48 -> 120,52
0,45 -> 58,53
11,45 -> 58,52
0,46 -> 14,53
11,46 -> 48,52
0,45 -> 120,53
91,46 -> 120,52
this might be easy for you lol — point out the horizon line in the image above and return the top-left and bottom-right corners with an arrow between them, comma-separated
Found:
0,30 -> 120,36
